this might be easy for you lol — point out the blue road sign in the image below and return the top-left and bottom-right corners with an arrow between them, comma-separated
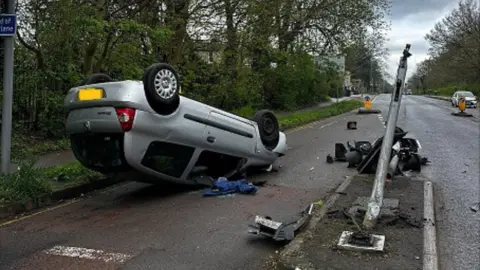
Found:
0,14 -> 17,37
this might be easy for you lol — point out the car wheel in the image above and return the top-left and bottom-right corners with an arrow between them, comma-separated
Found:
252,110 -> 280,151
81,73 -> 113,85
143,63 -> 181,115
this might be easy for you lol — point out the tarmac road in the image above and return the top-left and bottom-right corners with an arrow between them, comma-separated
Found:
373,94 -> 480,270
0,106 -> 386,270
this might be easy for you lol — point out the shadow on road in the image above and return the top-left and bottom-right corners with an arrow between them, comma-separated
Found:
116,182 -> 201,205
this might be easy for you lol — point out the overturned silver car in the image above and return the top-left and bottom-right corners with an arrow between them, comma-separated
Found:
64,63 -> 287,185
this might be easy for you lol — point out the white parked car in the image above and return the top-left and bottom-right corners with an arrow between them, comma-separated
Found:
451,91 -> 477,108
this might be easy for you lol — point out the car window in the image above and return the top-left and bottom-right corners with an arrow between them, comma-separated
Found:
141,141 -> 195,178
71,134 -> 129,170
458,92 -> 474,97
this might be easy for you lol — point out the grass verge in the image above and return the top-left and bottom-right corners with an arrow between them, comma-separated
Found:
11,135 -> 70,162
278,99 -> 363,130
0,161 -> 102,207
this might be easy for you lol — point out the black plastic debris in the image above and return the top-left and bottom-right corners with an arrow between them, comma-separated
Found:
335,143 -> 348,162
357,127 -> 408,174
400,153 -> 422,172
348,141 -> 372,155
357,108 -> 381,114
347,121 -> 357,130
326,154 -> 334,164
247,204 -> 314,241
346,151 -> 363,168
420,157 -> 431,165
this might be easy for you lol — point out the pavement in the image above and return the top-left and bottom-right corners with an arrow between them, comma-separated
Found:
374,94 -> 480,270
0,104 -> 386,270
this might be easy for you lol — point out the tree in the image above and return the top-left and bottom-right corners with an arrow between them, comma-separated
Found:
4,0 -> 392,137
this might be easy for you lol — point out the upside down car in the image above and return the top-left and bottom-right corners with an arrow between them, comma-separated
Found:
64,63 -> 287,185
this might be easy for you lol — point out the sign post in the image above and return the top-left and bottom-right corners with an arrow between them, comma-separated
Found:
1,5 -> 17,173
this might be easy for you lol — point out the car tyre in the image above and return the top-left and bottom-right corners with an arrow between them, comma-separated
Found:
81,73 -> 113,85
252,110 -> 280,151
143,63 -> 180,115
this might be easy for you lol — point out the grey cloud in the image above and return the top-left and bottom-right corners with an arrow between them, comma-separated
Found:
388,40 -> 428,55
388,0 -> 454,20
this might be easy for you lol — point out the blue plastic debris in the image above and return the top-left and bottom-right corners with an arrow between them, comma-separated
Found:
203,177 -> 258,197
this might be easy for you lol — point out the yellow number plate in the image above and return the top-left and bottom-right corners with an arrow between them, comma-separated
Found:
78,88 -> 104,101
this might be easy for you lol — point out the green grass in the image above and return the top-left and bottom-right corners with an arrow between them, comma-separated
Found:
231,99 -> 363,130
0,161 -> 102,207
277,99 -> 364,130
11,135 -> 70,162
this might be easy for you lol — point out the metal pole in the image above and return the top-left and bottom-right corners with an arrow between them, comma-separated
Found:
1,0 -> 16,173
369,56 -> 372,93
363,44 -> 412,229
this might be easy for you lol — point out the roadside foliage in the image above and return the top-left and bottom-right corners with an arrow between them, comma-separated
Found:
0,0 -> 392,207
408,0 -> 480,97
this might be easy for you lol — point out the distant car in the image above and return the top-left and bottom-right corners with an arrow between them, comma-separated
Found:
64,63 -> 287,185
451,90 -> 477,108
405,89 -> 412,95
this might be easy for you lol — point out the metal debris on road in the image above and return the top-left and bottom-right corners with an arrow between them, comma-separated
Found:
470,202 -> 480,213
247,204 -> 314,241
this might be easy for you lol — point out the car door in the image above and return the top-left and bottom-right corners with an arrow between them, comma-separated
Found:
202,111 -> 256,158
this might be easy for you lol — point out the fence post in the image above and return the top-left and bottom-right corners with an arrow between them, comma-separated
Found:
363,44 -> 412,229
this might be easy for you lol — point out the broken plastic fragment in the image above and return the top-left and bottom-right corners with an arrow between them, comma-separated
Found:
313,200 -> 324,207
470,202 -> 479,213
248,204 -> 314,241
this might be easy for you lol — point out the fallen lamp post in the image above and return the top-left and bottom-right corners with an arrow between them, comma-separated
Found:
362,44 -> 412,229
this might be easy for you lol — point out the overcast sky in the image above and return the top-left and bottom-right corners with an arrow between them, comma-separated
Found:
385,0 -> 460,80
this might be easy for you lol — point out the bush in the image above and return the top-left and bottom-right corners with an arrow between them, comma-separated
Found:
430,84 -> 480,97
0,161 -> 102,206
278,100 -> 363,130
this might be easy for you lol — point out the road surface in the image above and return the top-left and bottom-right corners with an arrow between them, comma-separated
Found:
0,106 -> 385,270
374,94 -> 480,270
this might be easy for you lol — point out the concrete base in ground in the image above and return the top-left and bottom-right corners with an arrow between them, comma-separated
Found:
276,175 -> 432,270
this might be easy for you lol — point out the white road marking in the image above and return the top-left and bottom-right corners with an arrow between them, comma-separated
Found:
44,246 -> 132,263
318,121 -> 337,129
